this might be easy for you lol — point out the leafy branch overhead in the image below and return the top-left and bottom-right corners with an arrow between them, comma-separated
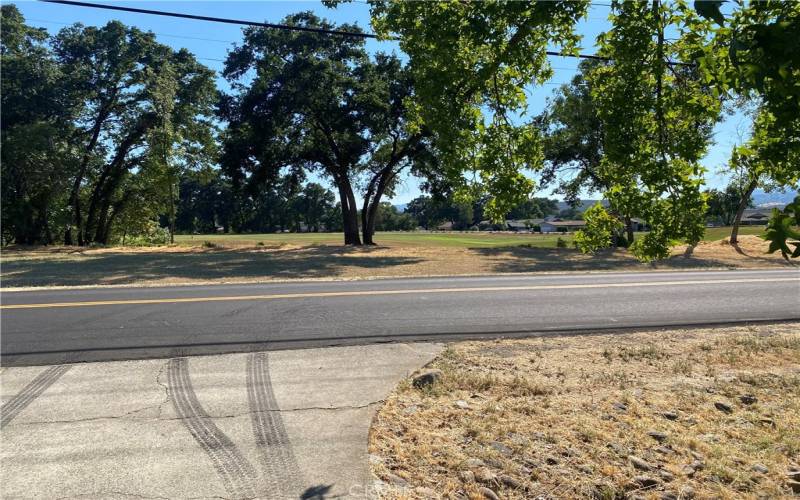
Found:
764,196 -> 800,260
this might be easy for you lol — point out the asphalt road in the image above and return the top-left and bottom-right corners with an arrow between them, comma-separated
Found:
2,269 -> 798,366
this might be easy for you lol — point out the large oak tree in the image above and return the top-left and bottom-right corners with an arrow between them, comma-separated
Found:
219,13 -> 434,245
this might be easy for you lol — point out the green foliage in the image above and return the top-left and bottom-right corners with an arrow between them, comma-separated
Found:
556,237 -> 568,249
695,2 -> 799,249
115,221 -> 169,246
220,12 -> 432,245
723,106 -> 800,243
367,0 -> 589,220
404,196 -> 474,230
538,59 -> 607,204
693,1 -> 726,26
1,8 -> 216,246
574,204 -> 622,253
695,0 -> 799,145
588,0 -> 720,261
706,183 -> 753,226
763,196 -> 800,260
1,5 -> 75,244
373,203 -> 416,232
507,197 -> 559,220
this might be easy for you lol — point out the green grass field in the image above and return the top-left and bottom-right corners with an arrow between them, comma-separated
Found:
174,231 -> 573,248
174,226 -> 764,249
701,225 -> 764,242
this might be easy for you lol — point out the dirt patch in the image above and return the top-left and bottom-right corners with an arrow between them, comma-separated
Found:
1,236 -> 794,288
370,323 -> 800,499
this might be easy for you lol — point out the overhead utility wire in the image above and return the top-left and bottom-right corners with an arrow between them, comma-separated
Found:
40,0 -> 692,66
41,0 -> 381,38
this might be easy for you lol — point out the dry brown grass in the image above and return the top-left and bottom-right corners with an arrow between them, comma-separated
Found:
1,235 -> 794,289
370,323 -> 800,499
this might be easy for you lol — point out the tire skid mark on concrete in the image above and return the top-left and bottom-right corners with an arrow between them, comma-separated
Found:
247,352 -> 303,498
167,358 -> 258,499
1,364 -> 70,429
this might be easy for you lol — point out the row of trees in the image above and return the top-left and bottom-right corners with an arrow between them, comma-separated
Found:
2,5 -> 216,245
174,170 -> 419,235
174,168 -> 747,235
2,2 -> 798,259
172,166 -> 563,235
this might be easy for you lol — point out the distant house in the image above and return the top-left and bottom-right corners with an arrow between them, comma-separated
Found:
740,210 -> 771,225
478,220 -> 505,231
540,220 -> 586,233
629,218 -> 649,231
437,221 -> 454,231
505,219 -> 544,232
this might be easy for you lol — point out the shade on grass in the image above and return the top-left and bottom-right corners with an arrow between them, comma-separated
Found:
174,226 -> 764,249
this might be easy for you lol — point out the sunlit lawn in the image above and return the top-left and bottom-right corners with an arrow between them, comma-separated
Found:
174,226 -> 765,248
702,225 -> 764,242
174,231 -> 576,248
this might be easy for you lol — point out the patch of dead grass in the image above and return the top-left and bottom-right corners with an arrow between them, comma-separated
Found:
370,323 -> 800,499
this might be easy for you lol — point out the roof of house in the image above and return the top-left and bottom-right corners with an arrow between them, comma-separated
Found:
741,212 -> 770,221
506,219 -> 545,228
544,220 -> 586,227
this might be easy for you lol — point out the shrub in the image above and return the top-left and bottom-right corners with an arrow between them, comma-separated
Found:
556,237 -> 568,248
114,221 -> 169,246
574,204 -> 623,253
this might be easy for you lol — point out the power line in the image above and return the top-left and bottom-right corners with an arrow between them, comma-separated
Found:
26,17 -> 227,64
39,0 -> 693,66
40,0 -> 378,39
40,0 -> 613,63
27,17 -> 234,44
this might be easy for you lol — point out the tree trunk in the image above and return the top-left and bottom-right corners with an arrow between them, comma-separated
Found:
363,170 -> 395,245
334,175 -> 361,245
83,114 -> 150,245
168,177 -> 176,244
84,166 -> 113,243
66,95 -> 117,246
730,179 -> 758,245
624,215 -> 635,247
361,176 -> 380,245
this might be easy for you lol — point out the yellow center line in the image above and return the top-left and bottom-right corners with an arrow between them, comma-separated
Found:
1,277 -> 797,310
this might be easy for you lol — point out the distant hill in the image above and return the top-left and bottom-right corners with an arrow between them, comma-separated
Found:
556,190 -> 798,212
394,203 -> 408,213
752,189 -> 797,208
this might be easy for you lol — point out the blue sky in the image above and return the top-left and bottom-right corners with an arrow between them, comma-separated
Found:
15,1 -> 746,204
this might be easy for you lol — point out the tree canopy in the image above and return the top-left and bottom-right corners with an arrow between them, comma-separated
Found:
1,5 -> 217,246
367,0 -> 589,219
580,0 -> 721,260
219,12 -> 434,245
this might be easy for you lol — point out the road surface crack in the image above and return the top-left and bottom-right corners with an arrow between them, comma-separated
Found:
54,492 -> 228,500
7,400 -> 385,426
